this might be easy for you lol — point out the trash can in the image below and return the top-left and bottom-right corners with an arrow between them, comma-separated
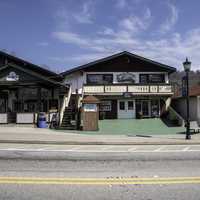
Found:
37,112 -> 47,128
82,96 -> 100,131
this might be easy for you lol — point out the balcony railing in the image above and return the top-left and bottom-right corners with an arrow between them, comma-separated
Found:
83,84 -> 173,95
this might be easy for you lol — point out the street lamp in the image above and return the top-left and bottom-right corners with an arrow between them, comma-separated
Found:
183,58 -> 191,140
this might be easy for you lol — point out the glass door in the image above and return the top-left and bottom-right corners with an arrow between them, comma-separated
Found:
118,100 -> 135,119
0,98 -> 7,113
141,100 -> 150,117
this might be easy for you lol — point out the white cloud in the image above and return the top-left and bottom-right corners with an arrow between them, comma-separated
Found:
98,27 -> 115,36
119,16 -> 146,33
73,1 -> 94,24
54,0 -> 94,28
119,8 -> 152,34
160,3 -> 179,33
51,2 -> 200,71
52,32 -> 89,46
52,27 -> 200,71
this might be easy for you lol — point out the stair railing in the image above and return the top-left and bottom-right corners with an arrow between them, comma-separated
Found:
59,86 -> 72,126
168,106 -> 185,127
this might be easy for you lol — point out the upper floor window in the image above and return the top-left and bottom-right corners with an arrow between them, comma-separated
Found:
139,74 -> 165,84
87,74 -> 113,84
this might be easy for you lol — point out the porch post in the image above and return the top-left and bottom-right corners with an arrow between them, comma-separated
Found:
37,87 -> 41,112
51,88 -> 54,100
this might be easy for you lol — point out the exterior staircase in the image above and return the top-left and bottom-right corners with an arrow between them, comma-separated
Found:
60,107 -> 76,130
161,106 -> 185,127
59,85 -> 82,130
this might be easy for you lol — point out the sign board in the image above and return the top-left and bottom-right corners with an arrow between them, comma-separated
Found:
83,104 -> 97,112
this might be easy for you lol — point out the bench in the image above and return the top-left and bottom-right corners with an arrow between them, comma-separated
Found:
190,121 -> 200,134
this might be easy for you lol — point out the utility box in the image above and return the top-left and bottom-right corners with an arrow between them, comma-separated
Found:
82,96 -> 100,131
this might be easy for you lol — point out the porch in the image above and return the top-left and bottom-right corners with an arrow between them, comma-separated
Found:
0,62 -> 68,124
83,118 -> 185,136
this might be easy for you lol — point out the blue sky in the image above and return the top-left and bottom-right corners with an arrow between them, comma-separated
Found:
0,0 -> 200,72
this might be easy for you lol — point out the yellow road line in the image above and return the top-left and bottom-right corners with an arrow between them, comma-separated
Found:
1,176 -> 200,181
0,177 -> 200,185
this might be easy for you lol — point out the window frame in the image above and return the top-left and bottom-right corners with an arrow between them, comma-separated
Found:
139,74 -> 165,84
86,74 -> 113,84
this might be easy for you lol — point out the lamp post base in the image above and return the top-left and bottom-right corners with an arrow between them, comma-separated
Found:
186,134 -> 191,140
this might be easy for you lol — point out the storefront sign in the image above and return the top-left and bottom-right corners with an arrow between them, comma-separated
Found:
6,71 -> 19,81
84,104 -> 97,112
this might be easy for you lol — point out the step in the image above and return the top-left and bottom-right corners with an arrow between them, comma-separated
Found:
59,126 -> 77,130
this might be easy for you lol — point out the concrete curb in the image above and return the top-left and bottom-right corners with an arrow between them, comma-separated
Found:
0,140 -> 200,145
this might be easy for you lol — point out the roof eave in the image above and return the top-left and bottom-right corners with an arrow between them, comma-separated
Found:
60,51 -> 177,76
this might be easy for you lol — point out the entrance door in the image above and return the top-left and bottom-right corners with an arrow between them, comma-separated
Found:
141,100 -> 150,117
0,98 -> 7,113
0,92 -> 8,113
118,100 -> 135,119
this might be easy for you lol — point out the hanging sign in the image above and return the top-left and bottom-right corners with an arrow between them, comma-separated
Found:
6,71 -> 19,81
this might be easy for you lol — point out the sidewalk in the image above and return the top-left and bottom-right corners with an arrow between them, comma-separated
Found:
0,127 -> 200,145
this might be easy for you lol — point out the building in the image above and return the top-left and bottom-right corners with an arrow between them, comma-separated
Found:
61,51 -> 176,126
0,51 -> 177,129
0,51 -> 68,124
172,85 -> 200,125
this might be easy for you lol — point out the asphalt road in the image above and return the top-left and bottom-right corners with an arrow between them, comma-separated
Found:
0,145 -> 200,200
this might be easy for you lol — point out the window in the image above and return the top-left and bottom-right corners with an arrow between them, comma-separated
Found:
87,74 -> 113,84
140,74 -> 148,84
139,74 -> 165,83
99,101 -> 112,111
151,99 -> 160,117
128,101 -> 134,110
119,101 -> 125,110
149,74 -> 165,83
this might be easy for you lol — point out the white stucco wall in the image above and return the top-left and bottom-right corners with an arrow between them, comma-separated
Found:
64,71 -> 84,94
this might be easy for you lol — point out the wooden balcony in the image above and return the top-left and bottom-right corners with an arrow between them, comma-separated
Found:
83,84 -> 174,95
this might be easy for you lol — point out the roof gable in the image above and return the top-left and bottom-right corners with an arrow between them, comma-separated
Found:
61,51 -> 176,76
0,63 -> 65,86
0,51 -> 62,81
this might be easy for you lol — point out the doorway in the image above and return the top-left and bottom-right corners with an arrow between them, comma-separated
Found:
118,100 -> 135,119
136,100 -> 150,118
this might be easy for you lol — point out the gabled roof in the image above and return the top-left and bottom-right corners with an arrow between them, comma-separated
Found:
0,63 -> 66,87
0,50 -> 62,80
60,51 -> 176,76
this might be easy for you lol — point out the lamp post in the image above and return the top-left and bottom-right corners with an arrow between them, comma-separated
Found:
183,58 -> 191,140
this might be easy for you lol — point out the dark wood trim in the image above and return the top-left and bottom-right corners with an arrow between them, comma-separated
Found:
139,74 -> 165,84
86,73 -> 113,84
61,51 -> 176,76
